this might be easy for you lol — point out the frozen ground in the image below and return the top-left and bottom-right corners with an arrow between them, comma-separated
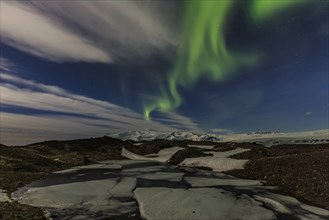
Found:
180,148 -> 249,172
11,160 -> 329,219
123,146 -> 249,172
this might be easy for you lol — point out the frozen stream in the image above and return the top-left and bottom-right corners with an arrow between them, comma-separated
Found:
11,160 -> 329,220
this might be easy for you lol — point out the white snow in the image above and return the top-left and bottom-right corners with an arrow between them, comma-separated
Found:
0,189 -> 11,202
111,130 -> 222,142
253,195 -> 291,214
253,193 -> 329,219
111,129 -> 329,147
180,148 -> 249,172
122,146 -> 184,163
134,187 -> 275,220
54,163 -> 122,174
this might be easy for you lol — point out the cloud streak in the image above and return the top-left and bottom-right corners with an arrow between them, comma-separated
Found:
0,1 -> 177,63
0,1 -> 111,63
0,72 -> 200,145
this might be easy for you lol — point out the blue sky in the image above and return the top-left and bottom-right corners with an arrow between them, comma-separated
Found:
0,1 -> 328,145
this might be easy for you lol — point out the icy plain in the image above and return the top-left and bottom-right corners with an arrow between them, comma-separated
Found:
11,159 -> 329,219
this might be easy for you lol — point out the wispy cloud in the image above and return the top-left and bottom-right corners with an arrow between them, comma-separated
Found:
0,73 -> 200,145
0,1 -> 111,63
304,112 -> 312,116
154,111 -> 202,131
1,112 -> 112,146
210,128 -> 233,134
0,1 -> 177,63
0,57 -> 17,72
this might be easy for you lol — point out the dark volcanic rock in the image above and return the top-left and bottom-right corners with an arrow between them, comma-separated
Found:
167,147 -> 213,165
213,145 -> 236,152
28,136 -> 126,152
0,201 -> 47,220
230,146 -> 274,160
125,140 -> 176,155
226,143 -> 329,210
1,136 -> 133,219
0,136 -> 131,193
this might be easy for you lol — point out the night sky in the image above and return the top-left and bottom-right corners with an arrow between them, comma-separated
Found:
0,1 -> 328,145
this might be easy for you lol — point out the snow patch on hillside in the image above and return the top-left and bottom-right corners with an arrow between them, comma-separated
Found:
180,148 -> 249,172
111,129 -> 329,146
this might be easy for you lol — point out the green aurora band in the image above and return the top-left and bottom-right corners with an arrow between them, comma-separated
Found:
144,0 -> 305,120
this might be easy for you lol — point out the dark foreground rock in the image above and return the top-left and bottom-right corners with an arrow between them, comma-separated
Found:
0,136 -> 132,219
125,140 -> 177,155
167,147 -> 213,165
0,201 -> 46,220
226,143 -> 329,210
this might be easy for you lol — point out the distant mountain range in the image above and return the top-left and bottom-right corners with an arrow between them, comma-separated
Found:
111,131 -> 222,142
111,129 -> 329,146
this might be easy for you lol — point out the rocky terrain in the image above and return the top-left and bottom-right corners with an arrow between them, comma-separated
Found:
226,144 -> 329,210
0,137 -> 328,219
0,136 -> 129,219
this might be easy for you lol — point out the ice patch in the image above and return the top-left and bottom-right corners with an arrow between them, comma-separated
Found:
14,178 -> 120,208
254,195 -> 291,214
184,176 -> 261,187
181,157 -> 248,172
138,172 -> 184,182
254,193 -> 329,219
12,160 -> 329,219
12,177 -> 139,218
300,204 -> 329,216
134,187 -> 275,220
180,148 -> 249,172
54,163 -> 122,174
122,165 -> 165,173
110,177 -> 137,197
122,146 -> 184,163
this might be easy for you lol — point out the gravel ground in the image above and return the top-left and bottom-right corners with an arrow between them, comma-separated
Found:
226,143 -> 329,210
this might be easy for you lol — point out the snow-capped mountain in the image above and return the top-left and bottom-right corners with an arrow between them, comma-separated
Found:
111,130 -> 222,142
110,129 -> 329,146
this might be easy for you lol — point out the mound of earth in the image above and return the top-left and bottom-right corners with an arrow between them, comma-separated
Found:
0,136 -> 130,193
125,140 -> 178,155
167,147 -> 213,165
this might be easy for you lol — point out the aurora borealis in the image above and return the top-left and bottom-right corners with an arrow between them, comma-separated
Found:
0,0 -> 328,145
143,0 -> 306,119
